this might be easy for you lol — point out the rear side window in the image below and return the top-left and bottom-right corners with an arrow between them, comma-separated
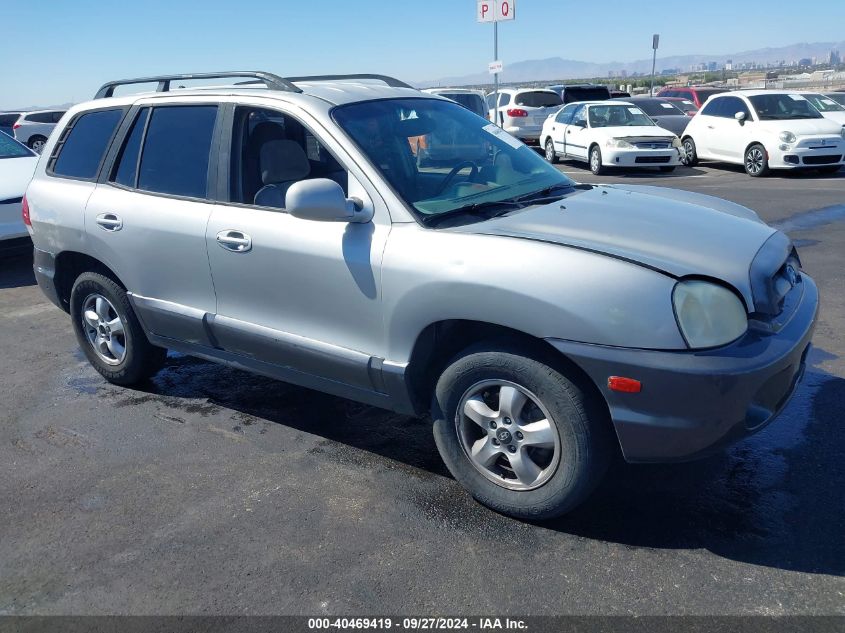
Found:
515,91 -> 562,108
137,106 -> 217,198
111,108 -> 150,188
51,109 -> 124,179
27,112 -> 54,123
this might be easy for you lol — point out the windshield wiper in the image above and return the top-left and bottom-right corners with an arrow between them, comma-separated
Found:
420,199 -> 524,227
515,183 -> 575,205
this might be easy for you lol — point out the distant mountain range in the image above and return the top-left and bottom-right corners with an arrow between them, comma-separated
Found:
419,41 -> 845,87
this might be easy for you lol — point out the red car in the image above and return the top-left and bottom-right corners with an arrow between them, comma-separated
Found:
657,86 -> 728,109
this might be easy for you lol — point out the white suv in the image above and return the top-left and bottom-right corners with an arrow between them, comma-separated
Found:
681,90 -> 845,176
12,109 -> 67,153
486,88 -> 562,144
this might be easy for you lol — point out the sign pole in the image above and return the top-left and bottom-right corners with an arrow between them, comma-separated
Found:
494,19 -> 499,126
651,33 -> 659,96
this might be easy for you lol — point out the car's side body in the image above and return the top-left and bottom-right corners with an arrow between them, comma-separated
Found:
27,75 -> 817,474
0,133 -> 38,252
682,91 -> 845,171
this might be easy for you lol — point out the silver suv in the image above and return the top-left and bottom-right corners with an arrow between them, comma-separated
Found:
11,109 -> 66,152
26,71 -> 818,519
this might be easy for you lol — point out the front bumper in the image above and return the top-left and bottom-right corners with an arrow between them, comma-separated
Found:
547,275 -> 818,462
767,138 -> 845,169
603,147 -> 682,167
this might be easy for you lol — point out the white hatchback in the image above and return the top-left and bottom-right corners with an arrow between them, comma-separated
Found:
681,90 -> 845,176
540,101 -> 682,174
486,88 -> 562,144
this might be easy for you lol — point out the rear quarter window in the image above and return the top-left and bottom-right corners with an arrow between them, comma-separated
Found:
50,108 -> 124,180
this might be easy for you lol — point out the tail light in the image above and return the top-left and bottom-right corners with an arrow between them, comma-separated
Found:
13,122 -> 21,129
22,195 -> 31,227
506,108 -> 528,118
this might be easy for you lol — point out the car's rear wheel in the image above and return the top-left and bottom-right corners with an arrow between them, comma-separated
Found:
432,343 -> 611,520
545,139 -> 558,164
681,137 -> 698,166
70,272 -> 166,385
28,135 -> 47,153
589,145 -> 605,175
744,143 -> 770,177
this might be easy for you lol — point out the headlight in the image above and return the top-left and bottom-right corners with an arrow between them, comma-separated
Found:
671,137 -> 682,148
606,138 -> 634,149
672,280 -> 748,349
779,131 -> 796,144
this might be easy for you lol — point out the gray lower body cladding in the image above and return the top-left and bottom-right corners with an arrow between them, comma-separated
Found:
547,275 -> 818,462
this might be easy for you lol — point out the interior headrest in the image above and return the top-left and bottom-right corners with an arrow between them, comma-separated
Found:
260,140 -> 310,185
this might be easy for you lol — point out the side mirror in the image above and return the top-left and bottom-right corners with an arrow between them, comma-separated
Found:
735,111 -> 746,122
285,179 -> 369,223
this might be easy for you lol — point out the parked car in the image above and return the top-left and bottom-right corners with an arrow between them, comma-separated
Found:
824,92 -> 845,107
27,71 -> 817,520
0,133 -> 38,255
661,97 -> 698,117
486,88 -> 562,144
546,84 -> 611,104
11,109 -> 66,153
422,88 -> 486,118
541,101 -> 682,174
657,86 -> 729,109
682,90 -> 845,176
0,111 -> 24,138
799,92 -> 845,126
610,96 -> 691,136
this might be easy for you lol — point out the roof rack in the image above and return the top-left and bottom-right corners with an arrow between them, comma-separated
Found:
94,71 -> 302,99
286,74 -> 414,89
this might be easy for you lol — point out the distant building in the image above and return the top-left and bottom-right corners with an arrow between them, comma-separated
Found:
708,61 -> 718,71
725,59 -> 733,71
799,57 -> 813,67
620,70 -> 628,78
831,50 -> 842,66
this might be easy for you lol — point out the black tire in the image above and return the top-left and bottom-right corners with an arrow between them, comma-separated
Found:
818,165 -> 841,175
70,272 -> 166,385
28,135 -> 48,153
659,166 -> 676,173
432,343 -> 612,520
589,145 -> 605,175
544,139 -> 558,164
681,137 -> 698,167
744,143 -> 770,177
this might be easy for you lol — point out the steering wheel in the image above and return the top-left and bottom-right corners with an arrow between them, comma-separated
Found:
436,161 -> 479,196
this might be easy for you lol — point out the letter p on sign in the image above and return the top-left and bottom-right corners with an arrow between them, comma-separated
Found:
477,0 -> 515,22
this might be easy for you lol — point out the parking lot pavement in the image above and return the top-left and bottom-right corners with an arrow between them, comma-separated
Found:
1,166 -> 844,616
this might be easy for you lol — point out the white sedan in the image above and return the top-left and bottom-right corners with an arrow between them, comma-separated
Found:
540,101 -> 682,175
0,132 -> 39,254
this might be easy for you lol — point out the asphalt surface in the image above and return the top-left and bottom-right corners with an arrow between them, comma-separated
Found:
1,163 -> 844,616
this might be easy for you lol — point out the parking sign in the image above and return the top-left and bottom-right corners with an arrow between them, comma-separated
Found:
477,0 -> 515,23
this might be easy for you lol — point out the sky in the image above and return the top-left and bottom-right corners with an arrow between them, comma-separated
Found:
3,0 -> 845,109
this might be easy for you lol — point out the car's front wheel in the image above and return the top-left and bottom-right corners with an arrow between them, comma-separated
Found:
70,272 -> 166,385
28,135 -> 47,153
744,143 -> 770,177
545,139 -> 558,164
589,145 -> 605,175
681,137 -> 698,166
432,344 -> 611,520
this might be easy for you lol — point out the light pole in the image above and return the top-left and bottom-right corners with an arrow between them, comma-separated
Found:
651,34 -> 659,95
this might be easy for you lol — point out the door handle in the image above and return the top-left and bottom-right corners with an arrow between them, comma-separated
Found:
216,230 -> 252,253
707,125 -> 715,129
95,213 -> 123,231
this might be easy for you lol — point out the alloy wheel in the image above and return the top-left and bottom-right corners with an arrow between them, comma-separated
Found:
746,147 -> 765,175
81,294 -> 127,366
455,380 -> 561,491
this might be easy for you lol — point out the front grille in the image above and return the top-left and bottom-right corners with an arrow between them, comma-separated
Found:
802,154 -> 842,165
633,141 -> 672,149
635,156 -> 671,164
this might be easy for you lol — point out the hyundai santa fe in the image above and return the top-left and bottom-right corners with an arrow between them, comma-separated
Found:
25,71 -> 818,519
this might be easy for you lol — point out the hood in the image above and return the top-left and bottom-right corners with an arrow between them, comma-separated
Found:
819,111 -> 845,126
0,156 -> 38,201
757,117 -> 844,135
448,184 -> 778,310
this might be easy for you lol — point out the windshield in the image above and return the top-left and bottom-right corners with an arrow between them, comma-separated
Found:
748,94 -> 824,120
803,93 -> 845,113
333,98 -> 575,221
825,93 -> 845,106
674,100 -> 698,112
0,131 -> 35,158
588,104 -> 654,127
514,91 -> 562,108
440,93 -> 486,117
